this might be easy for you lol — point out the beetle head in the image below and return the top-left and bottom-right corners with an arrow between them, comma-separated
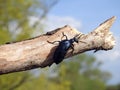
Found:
74,33 -> 84,43
74,37 -> 79,43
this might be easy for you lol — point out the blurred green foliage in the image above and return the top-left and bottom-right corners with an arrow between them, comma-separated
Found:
0,72 -> 32,90
107,84 -> 120,90
0,0 -> 58,43
0,0 -> 116,90
0,0 -> 36,43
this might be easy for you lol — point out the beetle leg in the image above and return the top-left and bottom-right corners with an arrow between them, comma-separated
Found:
47,40 -> 60,45
61,32 -> 68,40
70,44 -> 75,54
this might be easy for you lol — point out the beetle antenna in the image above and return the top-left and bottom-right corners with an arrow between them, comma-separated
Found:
75,33 -> 86,44
74,33 -> 83,40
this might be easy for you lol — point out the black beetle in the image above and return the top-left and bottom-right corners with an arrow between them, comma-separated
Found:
47,32 -> 84,64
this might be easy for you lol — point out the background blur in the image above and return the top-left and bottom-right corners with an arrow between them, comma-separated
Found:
0,0 -> 120,90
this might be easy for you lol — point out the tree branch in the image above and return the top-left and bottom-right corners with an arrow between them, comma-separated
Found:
0,16 -> 116,75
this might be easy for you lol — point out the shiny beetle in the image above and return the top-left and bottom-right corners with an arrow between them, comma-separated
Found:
48,32 -> 83,64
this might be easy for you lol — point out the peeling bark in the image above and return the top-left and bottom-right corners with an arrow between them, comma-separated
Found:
0,16 -> 116,75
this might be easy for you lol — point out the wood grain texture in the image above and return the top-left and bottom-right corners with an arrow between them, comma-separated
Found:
0,16 -> 116,75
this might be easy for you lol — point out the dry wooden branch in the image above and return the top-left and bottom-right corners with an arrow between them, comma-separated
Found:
0,16 -> 116,75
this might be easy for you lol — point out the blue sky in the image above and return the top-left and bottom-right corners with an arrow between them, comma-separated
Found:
49,0 -> 120,35
46,0 -> 120,85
